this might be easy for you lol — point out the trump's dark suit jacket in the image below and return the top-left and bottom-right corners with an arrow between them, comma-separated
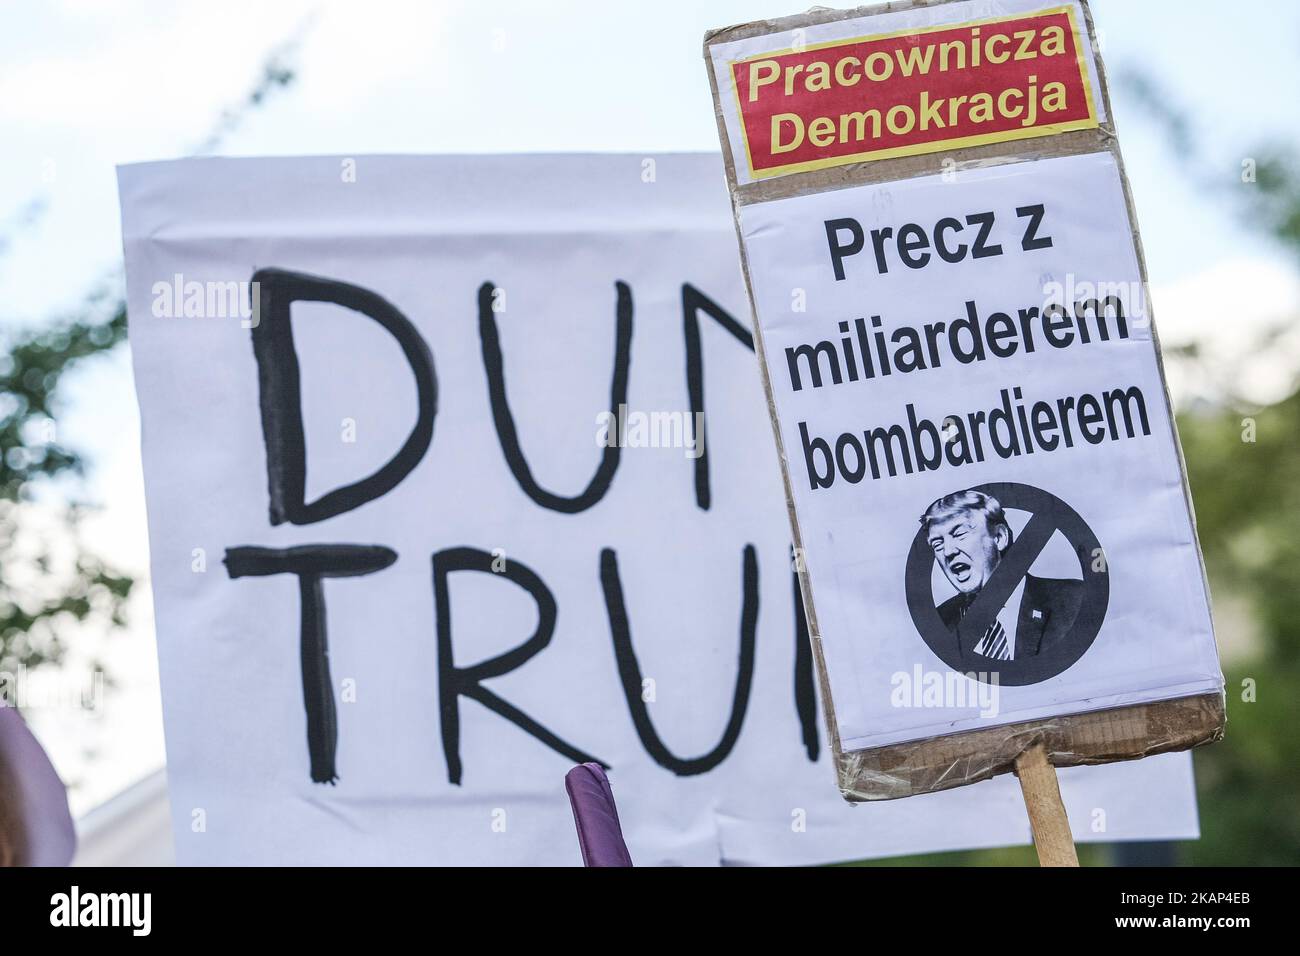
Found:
937,574 -> 1083,659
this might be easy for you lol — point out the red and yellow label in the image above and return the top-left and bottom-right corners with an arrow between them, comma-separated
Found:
728,6 -> 1097,180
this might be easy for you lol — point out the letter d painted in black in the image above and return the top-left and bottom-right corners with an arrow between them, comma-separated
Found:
250,268 -> 437,525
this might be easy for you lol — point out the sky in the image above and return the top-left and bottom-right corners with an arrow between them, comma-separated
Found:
1,0 -> 1297,812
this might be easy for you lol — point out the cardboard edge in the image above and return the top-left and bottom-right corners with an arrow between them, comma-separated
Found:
837,692 -> 1226,801
704,0 -> 1227,803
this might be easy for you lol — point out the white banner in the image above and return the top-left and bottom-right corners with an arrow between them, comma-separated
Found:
119,153 -> 1199,865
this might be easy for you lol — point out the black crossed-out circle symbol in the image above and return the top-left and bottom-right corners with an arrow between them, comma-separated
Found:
905,482 -> 1109,686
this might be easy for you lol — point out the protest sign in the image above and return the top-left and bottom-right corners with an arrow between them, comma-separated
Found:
704,0 -> 1224,854
120,153 -> 1202,865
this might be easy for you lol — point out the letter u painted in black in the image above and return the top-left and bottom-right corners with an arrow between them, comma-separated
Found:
682,283 -> 753,511
224,544 -> 397,784
478,281 -> 631,513
434,547 -> 606,785
250,268 -> 437,525
599,545 -> 757,775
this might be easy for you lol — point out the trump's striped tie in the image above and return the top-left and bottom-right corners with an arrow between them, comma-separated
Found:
976,619 -> 1011,661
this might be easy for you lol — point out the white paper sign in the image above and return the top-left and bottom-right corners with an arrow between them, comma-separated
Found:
738,151 -> 1223,752
119,153 -> 1200,865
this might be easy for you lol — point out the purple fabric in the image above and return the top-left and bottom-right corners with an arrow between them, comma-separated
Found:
0,706 -> 76,866
564,763 -> 633,867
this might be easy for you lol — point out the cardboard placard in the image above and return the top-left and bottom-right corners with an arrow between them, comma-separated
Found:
705,0 -> 1224,800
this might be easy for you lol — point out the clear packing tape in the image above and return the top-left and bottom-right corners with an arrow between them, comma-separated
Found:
832,691 -> 1226,801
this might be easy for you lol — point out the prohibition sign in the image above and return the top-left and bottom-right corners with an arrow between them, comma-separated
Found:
905,482 -> 1109,686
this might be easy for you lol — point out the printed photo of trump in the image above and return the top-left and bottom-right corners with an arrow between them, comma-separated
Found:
921,489 -> 1083,661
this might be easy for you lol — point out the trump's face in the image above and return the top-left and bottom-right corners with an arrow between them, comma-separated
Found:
927,512 -> 1008,595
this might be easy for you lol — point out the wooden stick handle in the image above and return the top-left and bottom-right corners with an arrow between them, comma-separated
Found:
1014,742 -> 1079,867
